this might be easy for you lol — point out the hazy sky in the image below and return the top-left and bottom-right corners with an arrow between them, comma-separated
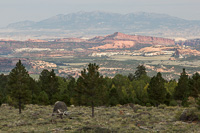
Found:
0,0 -> 200,27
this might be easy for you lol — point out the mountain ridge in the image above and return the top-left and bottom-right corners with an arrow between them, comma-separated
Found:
7,11 -> 198,29
3,11 -> 200,39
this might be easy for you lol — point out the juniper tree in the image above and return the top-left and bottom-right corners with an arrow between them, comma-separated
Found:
7,60 -> 31,114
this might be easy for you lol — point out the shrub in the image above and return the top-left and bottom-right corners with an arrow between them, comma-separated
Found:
187,97 -> 197,107
158,104 -> 167,109
6,95 -> 17,106
175,110 -> 182,120
38,91 -> 49,105
169,100 -> 178,106
196,95 -> 200,110
116,104 -> 122,107
177,107 -> 199,122
146,103 -> 151,107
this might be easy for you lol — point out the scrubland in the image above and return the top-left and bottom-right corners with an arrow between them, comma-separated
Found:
0,104 -> 200,132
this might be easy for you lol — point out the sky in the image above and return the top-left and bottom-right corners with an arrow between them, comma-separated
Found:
0,0 -> 200,27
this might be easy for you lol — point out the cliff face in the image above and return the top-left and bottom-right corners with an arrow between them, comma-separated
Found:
26,39 -> 48,43
89,32 -> 175,49
173,48 -> 200,58
0,32 -> 175,51
182,39 -> 200,46
90,41 -> 136,50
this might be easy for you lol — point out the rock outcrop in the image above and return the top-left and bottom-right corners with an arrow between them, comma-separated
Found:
26,39 -> 48,42
89,32 -> 175,50
90,41 -> 136,49
173,48 -> 200,58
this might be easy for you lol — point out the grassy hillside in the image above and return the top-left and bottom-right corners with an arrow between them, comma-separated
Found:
0,104 -> 199,132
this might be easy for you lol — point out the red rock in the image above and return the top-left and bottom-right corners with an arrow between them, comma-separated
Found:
89,32 -> 175,50
26,39 -> 48,42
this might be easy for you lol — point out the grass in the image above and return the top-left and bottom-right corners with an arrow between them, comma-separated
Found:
64,63 -> 88,66
0,104 -> 200,132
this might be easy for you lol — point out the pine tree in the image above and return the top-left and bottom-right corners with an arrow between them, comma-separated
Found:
112,74 -> 132,104
75,63 -> 105,117
29,77 -> 40,104
148,72 -> 167,106
128,73 -> 134,81
189,72 -> 200,98
7,60 -> 31,114
0,74 -> 8,105
38,91 -> 49,105
134,65 -> 147,80
39,69 -> 59,104
174,68 -> 190,104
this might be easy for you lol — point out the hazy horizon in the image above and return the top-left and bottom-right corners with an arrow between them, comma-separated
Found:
0,0 -> 200,28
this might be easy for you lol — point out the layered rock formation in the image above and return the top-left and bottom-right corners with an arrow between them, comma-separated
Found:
173,48 -> 200,57
26,39 -> 48,43
139,46 -> 175,52
90,41 -> 136,50
89,32 -> 175,50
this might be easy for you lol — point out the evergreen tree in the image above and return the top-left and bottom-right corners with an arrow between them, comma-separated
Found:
164,80 -> 177,105
132,80 -> 149,105
112,74 -> 133,104
134,65 -> 147,80
0,74 -> 8,105
75,63 -> 105,117
7,60 -> 31,114
38,91 -> 49,105
164,79 -> 177,97
108,86 -> 119,106
29,77 -> 40,104
189,72 -> 200,98
174,68 -> 190,104
57,77 -> 70,105
128,73 -> 134,81
148,72 -> 167,106
39,69 -> 59,104
67,76 -> 76,105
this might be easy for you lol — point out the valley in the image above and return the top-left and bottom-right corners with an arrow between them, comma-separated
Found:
0,32 -> 200,80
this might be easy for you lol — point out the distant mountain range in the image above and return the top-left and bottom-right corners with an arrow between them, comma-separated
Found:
3,11 -> 200,39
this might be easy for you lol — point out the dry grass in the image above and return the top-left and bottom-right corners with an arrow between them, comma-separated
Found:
0,104 -> 199,132
109,55 -> 171,61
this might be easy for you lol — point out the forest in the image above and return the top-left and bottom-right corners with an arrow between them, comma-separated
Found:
0,60 -> 200,116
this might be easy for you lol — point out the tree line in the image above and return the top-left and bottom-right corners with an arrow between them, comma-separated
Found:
0,60 -> 200,115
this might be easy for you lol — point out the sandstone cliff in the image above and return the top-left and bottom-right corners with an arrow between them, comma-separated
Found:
173,48 -> 200,57
89,32 -> 175,50
26,39 -> 48,43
